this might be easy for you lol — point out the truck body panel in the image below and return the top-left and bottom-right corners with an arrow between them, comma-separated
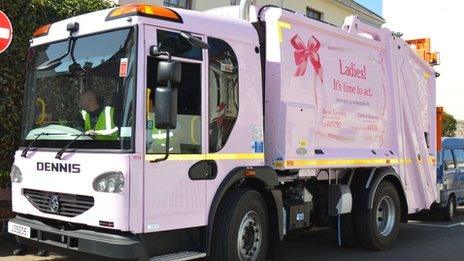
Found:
258,7 -> 437,212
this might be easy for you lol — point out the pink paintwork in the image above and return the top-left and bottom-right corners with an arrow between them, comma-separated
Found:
12,150 -> 131,230
11,3 -> 436,244
259,9 -> 437,211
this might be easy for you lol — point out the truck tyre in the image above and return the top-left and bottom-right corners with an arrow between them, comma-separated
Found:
211,189 -> 269,261
443,195 -> 456,221
356,180 -> 400,250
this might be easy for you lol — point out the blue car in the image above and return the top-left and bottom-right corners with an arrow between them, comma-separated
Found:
437,137 -> 464,221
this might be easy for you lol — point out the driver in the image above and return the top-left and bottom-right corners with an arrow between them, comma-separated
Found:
79,90 -> 118,140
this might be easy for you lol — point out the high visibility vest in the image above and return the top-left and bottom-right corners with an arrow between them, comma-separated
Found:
81,106 -> 118,140
148,115 -> 200,152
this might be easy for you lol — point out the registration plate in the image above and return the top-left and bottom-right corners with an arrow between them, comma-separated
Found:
8,222 -> 31,239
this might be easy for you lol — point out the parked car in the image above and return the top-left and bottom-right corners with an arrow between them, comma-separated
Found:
437,137 -> 464,221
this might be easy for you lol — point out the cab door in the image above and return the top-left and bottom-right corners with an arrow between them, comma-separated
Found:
143,25 -> 208,232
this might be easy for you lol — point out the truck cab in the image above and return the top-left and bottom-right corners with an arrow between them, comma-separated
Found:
10,4 -> 264,260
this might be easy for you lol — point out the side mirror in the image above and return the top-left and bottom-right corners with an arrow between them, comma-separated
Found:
158,60 -> 181,85
154,87 -> 177,129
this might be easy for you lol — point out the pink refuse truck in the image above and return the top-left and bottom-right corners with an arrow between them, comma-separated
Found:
8,0 -> 437,260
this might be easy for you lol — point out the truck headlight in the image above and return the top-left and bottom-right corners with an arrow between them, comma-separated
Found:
10,165 -> 22,183
93,172 -> 124,193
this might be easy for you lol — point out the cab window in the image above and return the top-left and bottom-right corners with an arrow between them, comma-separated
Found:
208,37 -> 239,152
444,149 -> 455,170
453,149 -> 464,168
146,30 -> 203,154
157,29 -> 202,61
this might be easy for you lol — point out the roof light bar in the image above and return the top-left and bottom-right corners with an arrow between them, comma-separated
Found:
106,4 -> 183,23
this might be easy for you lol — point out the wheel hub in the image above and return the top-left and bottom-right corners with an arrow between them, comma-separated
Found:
237,211 -> 262,260
376,195 -> 396,236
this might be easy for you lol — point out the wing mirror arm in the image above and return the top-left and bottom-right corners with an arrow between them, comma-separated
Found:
150,46 -> 172,61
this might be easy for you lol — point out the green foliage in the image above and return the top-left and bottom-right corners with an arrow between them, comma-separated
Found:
0,0 -> 114,173
0,170 -> 10,189
442,112 -> 457,137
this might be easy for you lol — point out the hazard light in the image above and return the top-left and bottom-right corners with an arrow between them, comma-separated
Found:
106,4 -> 183,23
32,24 -> 51,38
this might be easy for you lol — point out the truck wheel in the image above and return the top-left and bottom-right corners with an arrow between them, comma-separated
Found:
356,181 -> 400,250
211,189 -> 269,261
443,195 -> 456,221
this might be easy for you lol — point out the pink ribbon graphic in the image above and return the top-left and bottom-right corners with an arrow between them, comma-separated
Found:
291,35 -> 323,83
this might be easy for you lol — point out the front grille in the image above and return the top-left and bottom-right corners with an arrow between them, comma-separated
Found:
23,189 -> 94,217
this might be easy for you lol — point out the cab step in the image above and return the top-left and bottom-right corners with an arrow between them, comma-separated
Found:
150,251 -> 206,261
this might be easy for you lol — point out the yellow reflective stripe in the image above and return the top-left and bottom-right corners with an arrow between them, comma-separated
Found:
81,110 -> 90,130
104,106 -> 112,130
277,21 -> 291,43
145,153 -> 264,161
206,153 -> 264,160
146,154 -> 205,161
281,158 -> 398,168
400,158 -> 412,164
81,110 -> 87,121
428,156 -> 436,163
144,154 -> 433,166
274,158 -> 418,168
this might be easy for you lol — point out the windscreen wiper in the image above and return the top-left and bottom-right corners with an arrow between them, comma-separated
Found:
55,133 -> 93,160
21,132 -> 67,158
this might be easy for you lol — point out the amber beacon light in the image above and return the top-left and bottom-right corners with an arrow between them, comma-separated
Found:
32,24 -> 51,38
106,4 -> 183,23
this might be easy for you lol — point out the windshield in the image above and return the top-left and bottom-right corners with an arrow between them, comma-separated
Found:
21,27 -> 137,150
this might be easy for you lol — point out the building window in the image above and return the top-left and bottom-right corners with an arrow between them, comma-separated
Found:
306,7 -> 323,21
163,0 -> 192,9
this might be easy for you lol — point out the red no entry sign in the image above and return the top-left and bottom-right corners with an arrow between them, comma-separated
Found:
0,11 -> 13,53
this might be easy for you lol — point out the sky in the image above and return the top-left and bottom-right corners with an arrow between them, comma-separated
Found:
355,0 -> 382,15
383,0 -> 464,119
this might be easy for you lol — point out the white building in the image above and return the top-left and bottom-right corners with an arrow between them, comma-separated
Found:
456,120 -> 464,137
110,0 -> 385,27
383,0 -> 464,119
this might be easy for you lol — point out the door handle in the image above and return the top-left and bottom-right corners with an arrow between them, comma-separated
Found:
189,160 -> 217,180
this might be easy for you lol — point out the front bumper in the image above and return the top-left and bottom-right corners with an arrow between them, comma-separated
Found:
11,216 -> 148,259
